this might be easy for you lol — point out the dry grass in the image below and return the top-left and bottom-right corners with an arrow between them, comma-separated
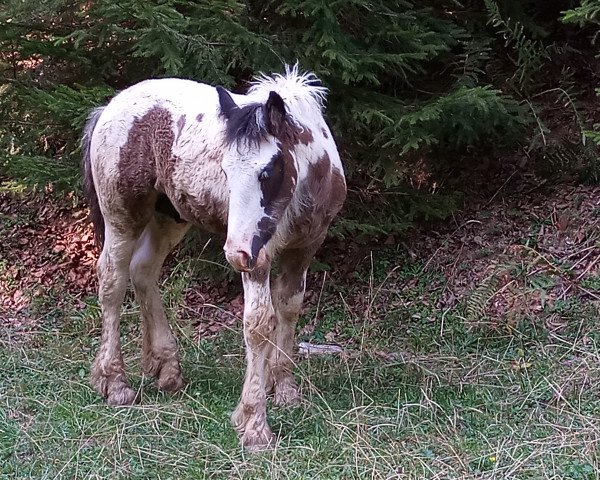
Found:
2,256 -> 599,479
2,180 -> 600,478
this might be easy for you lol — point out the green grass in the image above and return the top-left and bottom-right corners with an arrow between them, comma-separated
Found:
2,256 -> 600,479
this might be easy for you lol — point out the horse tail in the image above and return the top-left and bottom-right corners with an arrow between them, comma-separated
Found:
81,106 -> 106,249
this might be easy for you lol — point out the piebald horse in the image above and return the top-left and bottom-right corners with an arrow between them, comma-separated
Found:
81,66 -> 346,449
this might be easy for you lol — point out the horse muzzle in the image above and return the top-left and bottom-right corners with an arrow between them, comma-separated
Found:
224,242 -> 267,273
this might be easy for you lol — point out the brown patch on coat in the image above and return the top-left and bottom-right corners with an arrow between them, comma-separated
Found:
250,216 -> 278,261
259,153 -> 286,216
306,152 -> 332,203
196,113 -> 204,122
288,151 -> 346,245
275,247 -> 317,299
279,122 -> 313,147
296,125 -> 314,145
330,167 -> 347,215
321,127 -> 329,139
117,106 -> 174,222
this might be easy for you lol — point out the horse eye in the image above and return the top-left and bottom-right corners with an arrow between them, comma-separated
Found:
259,167 -> 272,181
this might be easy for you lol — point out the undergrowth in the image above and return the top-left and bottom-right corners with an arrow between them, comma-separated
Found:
2,254 -> 599,479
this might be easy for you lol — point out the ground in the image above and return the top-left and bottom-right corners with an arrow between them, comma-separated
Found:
1,174 -> 599,479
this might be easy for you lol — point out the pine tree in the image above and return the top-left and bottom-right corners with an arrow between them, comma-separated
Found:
0,0 -> 594,233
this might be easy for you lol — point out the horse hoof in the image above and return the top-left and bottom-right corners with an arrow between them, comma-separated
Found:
106,385 -> 137,406
242,427 -> 276,452
157,373 -> 186,393
231,406 -> 247,434
274,378 -> 301,407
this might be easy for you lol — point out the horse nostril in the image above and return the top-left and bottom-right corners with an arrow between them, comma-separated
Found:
225,246 -> 256,272
237,250 -> 251,269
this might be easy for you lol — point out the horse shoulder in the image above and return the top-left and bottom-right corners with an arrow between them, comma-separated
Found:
286,147 -> 346,244
165,118 -> 229,232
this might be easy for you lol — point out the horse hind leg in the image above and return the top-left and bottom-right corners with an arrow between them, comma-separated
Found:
129,215 -> 190,393
91,222 -> 139,405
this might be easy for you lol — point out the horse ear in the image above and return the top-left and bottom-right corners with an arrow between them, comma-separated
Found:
264,91 -> 287,137
217,86 -> 238,119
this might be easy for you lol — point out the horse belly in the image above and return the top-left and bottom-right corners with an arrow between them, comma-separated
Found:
169,190 -> 228,234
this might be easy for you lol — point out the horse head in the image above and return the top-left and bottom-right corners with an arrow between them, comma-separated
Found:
217,86 -> 298,272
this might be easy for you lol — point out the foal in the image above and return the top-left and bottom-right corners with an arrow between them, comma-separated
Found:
82,67 -> 346,449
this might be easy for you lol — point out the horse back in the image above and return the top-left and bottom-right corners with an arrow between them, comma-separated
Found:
89,79 -> 229,232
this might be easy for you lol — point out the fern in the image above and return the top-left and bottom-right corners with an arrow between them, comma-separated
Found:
331,188 -> 460,238
454,36 -> 493,87
563,0 -> 600,48
562,0 -> 600,27
584,129 -> 600,144
347,85 -> 530,186
23,84 -> 113,131
466,272 -> 499,321
484,0 -> 550,88
0,154 -> 80,191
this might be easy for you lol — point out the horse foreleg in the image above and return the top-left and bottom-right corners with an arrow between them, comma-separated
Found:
130,216 -> 190,393
91,225 -> 137,405
231,267 -> 277,450
269,244 -> 319,406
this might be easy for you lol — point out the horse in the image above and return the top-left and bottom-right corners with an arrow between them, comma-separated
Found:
81,65 -> 346,450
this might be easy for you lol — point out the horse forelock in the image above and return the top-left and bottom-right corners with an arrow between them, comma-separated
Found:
222,64 -> 326,154
248,64 -> 327,115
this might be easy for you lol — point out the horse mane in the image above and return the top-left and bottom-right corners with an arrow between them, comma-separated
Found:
224,64 -> 327,147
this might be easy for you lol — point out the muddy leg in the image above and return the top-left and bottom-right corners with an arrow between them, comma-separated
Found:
269,244 -> 319,406
231,266 -> 278,450
130,216 -> 190,392
90,224 -> 139,405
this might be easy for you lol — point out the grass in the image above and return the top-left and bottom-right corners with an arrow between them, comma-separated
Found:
2,175 -> 599,479
2,253 -> 600,480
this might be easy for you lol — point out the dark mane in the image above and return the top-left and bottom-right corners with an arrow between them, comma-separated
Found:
223,102 -> 268,146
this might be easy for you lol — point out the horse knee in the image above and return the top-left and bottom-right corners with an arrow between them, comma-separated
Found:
273,291 -> 304,322
130,262 -> 153,295
245,312 -> 278,347
97,243 -> 133,295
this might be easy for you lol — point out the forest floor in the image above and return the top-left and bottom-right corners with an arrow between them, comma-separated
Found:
1,172 -> 600,479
